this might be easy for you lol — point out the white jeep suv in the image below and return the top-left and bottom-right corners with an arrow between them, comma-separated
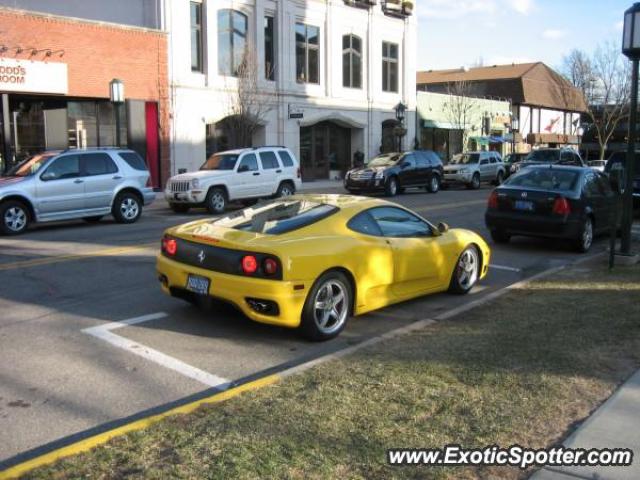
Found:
165,147 -> 302,214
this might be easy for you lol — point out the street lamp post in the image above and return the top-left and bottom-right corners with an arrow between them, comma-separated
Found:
109,79 -> 125,147
620,3 -> 640,257
394,102 -> 407,152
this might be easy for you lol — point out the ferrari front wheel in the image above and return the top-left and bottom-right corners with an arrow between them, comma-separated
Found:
300,271 -> 351,341
449,246 -> 480,294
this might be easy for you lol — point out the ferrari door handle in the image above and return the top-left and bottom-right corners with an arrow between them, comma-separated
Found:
253,172 -> 260,176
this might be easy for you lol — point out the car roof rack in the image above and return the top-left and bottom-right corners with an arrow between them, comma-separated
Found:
251,145 -> 288,150
59,146 -> 129,154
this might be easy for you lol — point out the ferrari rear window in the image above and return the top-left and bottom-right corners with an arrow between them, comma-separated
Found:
212,200 -> 338,234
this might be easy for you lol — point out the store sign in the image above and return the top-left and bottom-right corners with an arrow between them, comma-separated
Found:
289,104 -> 304,119
0,58 -> 68,94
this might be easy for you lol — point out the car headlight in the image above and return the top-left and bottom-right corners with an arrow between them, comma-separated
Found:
191,178 -> 201,189
459,168 -> 469,174
375,170 -> 384,179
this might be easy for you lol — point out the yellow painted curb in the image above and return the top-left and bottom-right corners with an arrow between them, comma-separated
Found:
0,374 -> 279,479
0,243 -> 157,272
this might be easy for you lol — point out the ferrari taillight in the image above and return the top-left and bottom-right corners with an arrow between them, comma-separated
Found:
162,236 -> 177,256
241,255 -> 258,275
263,258 -> 279,276
552,197 -> 571,215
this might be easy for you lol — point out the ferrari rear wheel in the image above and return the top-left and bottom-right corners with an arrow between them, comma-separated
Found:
449,246 -> 480,294
300,271 -> 351,341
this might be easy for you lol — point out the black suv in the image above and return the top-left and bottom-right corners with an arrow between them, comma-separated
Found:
344,150 -> 444,196
605,151 -> 640,209
510,148 -> 585,176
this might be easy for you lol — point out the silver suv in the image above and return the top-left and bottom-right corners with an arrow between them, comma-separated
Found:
0,148 -> 156,235
443,151 -> 506,189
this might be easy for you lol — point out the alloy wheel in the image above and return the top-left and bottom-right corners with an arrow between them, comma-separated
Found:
4,206 -> 27,232
389,178 -> 397,195
456,248 -> 479,290
120,198 -> 140,220
582,218 -> 593,251
280,185 -> 293,197
313,280 -> 349,336
431,176 -> 439,192
210,192 -> 225,211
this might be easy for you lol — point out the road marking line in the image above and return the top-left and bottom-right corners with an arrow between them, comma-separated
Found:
0,374 -> 278,480
83,313 -> 230,388
490,264 -> 522,273
0,242 -> 157,271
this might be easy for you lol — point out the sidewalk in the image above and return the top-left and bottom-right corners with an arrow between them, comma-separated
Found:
532,369 -> 640,480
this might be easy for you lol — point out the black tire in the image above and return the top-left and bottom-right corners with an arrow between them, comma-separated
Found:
169,203 -> 190,214
275,181 -> 295,198
495,170 -> 505,185
300,271 -> 352,342
490,229 -> 511,243
112,191 -> 142,224
467,173 -> 481,190
0,200 -> 30,235
427,174 -> 440,193
205,188 -> 227,214
448,246 -> 481,294
384,176 -> 399,197
83,216 -> 104,223
574,216 -> 594,253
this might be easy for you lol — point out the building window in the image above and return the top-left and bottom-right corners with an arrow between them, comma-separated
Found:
382,41 -> 399,92
218,9 -> 248,76
296,23 -> 320,84
264,16 -> 276,81
190,2 -> 204,72
342,34 -> 362,89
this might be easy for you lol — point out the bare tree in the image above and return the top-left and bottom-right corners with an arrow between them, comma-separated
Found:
222,49 -> 276,150
442,80 -> 479,154
562,42 -> 630,159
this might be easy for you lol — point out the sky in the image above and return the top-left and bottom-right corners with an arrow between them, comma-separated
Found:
417,0 -> 630,71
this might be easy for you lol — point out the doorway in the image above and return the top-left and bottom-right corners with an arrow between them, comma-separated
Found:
299,121 -> 351,181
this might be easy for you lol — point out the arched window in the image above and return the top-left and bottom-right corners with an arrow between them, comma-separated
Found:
342,34 -> 362,89
218,9 -> 248,76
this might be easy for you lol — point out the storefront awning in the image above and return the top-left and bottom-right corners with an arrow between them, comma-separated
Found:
299,112 -> 366,129
422,119 -> 459,130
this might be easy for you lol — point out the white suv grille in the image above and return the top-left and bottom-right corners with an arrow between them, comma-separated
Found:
170,181 -> 190,192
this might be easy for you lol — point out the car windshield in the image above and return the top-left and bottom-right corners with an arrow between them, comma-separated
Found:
368,154 -> 401,167
5,153 -> 55,177
212,200 -> 339,234
525,150 -> 561,163
200,154 -> 239,171
450,153 -> 480,165
506,168 -> 580,192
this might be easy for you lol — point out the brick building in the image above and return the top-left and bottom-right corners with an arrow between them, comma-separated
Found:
0,5 -> 169,187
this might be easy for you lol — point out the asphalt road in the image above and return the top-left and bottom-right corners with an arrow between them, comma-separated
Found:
0,183 -> 629,466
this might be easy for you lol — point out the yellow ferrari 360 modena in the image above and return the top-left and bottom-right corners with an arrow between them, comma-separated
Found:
157,194 -> 490,341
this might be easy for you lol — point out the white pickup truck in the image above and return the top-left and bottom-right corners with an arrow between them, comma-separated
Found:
165,146 -> 302,213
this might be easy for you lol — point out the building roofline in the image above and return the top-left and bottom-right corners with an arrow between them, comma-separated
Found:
0,6 -> 166,35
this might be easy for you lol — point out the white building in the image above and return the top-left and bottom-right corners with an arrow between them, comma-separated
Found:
165,0 -> 417,181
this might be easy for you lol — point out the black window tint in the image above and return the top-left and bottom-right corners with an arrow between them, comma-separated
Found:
347,211 -> 383,236
507,168 -> 579,191
480,158 -> 489,165
489,157 -> 497,164
259,151 -> 280,169
118,152 -> 148,171
595,173 -> 612,195
278,150 -> 294,167
41,155 -> 81,181
83,153 -> 118,176
238,154 -> 259,172
369,207 -> 432,238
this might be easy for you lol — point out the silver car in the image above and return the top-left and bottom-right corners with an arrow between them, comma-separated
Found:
0,148 -> 155,235
443,151 -> 506,189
